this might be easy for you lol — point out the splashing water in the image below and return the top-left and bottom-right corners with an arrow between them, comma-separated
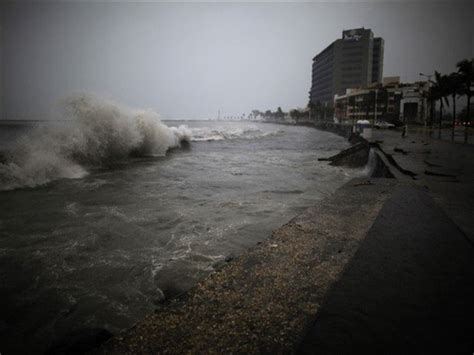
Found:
0,94 -> 191,191
189,125 -> 284,142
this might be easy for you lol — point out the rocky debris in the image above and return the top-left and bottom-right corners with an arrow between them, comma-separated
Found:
424,170 -> 457,178
423,160 -> 442,168
318,135 -> 393,178
352,180 -> 375,187
370,151 -> 395,179
318,142 -> 370,168
372,143 -> 417,179
394,147 -> 409,155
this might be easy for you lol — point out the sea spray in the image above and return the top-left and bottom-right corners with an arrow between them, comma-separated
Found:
190,126 -> 284,142
0,94 -> 191,191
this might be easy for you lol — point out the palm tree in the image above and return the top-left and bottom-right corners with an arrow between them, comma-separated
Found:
446,73 -> 463,141
314,101 -> 323,121
307,101 -> 316,122
276,107 -> 285,122
456,59 -> 473,143
431,71 -> 450,139
422,87 -> 436,127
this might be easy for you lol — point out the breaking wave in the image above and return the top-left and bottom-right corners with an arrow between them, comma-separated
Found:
190,126 -> 283,142
0,94 -> 192,191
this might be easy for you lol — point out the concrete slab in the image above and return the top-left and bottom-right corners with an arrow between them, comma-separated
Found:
299,185 -> 474,354
371,129 -> 474,244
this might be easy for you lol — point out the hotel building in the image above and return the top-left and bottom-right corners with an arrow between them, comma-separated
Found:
309,28 -> 384,106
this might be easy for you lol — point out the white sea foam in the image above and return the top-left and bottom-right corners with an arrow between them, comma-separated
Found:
190,126 -> 283,142
0,94 -> 191,191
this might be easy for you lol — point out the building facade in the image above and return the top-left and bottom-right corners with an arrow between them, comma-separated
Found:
309,28 -> 384,106
334,77 -> 429,125
0,22 -> 2,119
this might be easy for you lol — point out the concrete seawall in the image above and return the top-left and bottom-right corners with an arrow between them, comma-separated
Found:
314,122 -> 353,139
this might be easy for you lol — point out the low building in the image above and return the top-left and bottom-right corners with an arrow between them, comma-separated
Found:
334,77 -> 429,125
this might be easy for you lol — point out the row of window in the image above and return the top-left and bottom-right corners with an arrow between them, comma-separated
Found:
313,73 -> 333,85
312,65 -> 334,77
342,72 -> 362,78
312,81 -> 333,91
313,57 -> 334,71
341,48 -> 364,55
341,80 -> 363,86
341,65 -> 363,72
340,58 -> 363,65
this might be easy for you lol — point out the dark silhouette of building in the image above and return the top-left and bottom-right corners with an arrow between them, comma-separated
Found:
309,28 -> 384,106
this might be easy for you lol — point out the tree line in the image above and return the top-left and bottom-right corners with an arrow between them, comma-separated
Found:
425,59 -> 473,143
249,104 -> 334,124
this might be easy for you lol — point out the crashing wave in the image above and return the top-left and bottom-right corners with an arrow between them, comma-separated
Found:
190,126 -> 283,142
0,94 -> 192,191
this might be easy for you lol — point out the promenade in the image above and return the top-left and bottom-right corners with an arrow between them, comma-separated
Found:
97,128 -> 474,354
372,127 -> 474,244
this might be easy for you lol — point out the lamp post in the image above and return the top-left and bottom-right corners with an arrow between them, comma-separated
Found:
419,72 -> 433,129
373,88 -> 378,128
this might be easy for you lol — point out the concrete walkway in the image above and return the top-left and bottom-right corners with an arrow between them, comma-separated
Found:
371,128 -> 474,244
299,185 -> 474,354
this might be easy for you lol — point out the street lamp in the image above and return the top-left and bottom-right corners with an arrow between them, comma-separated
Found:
373,88 -> 378,128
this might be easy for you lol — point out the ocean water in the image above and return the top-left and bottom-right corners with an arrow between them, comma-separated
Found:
0,96 -> 368,353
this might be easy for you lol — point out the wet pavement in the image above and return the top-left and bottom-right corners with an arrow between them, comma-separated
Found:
299,185 -> 474,354
371,128 -> 474,244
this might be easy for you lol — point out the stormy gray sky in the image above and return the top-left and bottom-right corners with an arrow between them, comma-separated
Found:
0,1 -> 473,119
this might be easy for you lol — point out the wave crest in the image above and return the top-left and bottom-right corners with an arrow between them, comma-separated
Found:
0,94 -> 191,191
191,126 -> 283,142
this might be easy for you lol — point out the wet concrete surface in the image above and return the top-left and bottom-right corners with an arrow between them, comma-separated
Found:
299,185 -> 474,354
371,128 -> 474,244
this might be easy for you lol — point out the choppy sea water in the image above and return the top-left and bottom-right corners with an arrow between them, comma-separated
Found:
0,101 -> 369,353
